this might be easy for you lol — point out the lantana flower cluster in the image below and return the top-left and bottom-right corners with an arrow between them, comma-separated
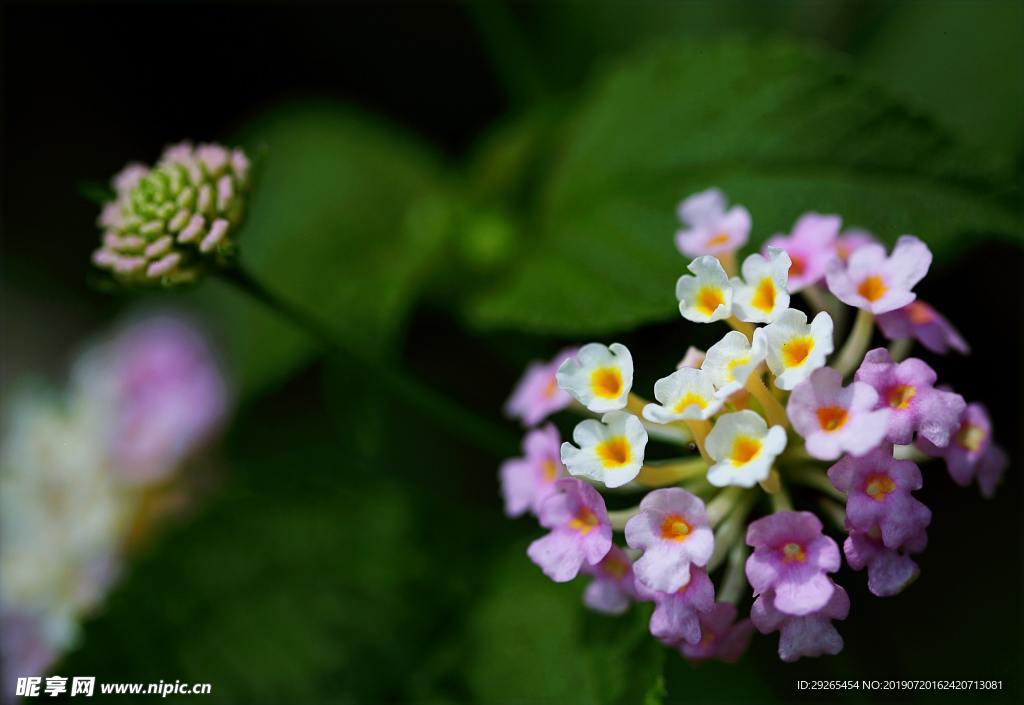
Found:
0,315 -> 228,692
500,188 -> 1008,663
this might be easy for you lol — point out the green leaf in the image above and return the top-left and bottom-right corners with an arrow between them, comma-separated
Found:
181,102 -> 450,396
466,39 -> 1022,336
464,543 -> 664,705
861,0 -> 1024,153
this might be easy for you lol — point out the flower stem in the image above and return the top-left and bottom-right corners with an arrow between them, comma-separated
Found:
706,486 -> 745,525
683,419 -> 713,463
786,465 -> 845,501
834,308 -> 875,378
719,250 -> 738,277
718,542 -> 750,604
887,337 -> 913,362
745,370 -> 788,428
636,457 -> 707,487
707,490 -> 758,571
769,478 -> 793,512
726,316 -> 754,340
607,507 -> 638,531
818,498 -> 847,530
216,264 -> 518,456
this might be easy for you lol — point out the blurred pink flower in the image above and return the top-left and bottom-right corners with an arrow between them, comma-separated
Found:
75,315 -> 228,484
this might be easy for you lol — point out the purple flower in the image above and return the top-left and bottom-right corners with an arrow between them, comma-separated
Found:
1,611 -> 58,697
74,315 -> 227,484
751,584 -> 849,662
679,603 -> 755,663
876,301 -> 970,355
844,527 -> 924,597
787,367 -> 890,460
824,235 -> 931,314
625,488 -> 714,593
855,348 -> 966,447
827,448 -> 931,550
674,188 -> 751,257
499,424 -> 566,517
527,479 -> 612,582
917,403 -> 1008,498
764,213 -> 841,292
635,566 -> 715,645
581,546 -> 640,615
505,348 -> 577,426
745,512 -> 840,616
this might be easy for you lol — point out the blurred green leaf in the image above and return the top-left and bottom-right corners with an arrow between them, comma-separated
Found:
861,0 -> 1024,153
466,39 -> 1022,335
183,102 -> 450,396
465,543 -> 663,705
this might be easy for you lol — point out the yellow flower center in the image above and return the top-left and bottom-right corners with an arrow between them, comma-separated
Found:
673,391 -> 708,414
782,336 -> 814,368
591,367 -> 623,399
751,277 -> 776,313
956,424 -> 986,452
706,232 -> 731,248
696,287 -> 725,316
542,459 -> 558,482
906,302 -> 934,325
782,542 -> 807,563
857,275 -> 888,302
569,508 -> 599,535
864,473 -> 896,501
596,436 -> 631,467
816,405 -> 848,432
729,435 -> 761,465
660,514 -> 693,542
886,385 -> 916,409
725,356 -> 751,381
543,375 -> 559,398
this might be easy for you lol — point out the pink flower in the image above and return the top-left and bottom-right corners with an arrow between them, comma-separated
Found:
751,584 -> 849,662
745,511 -> 840,616
764,213 -> 841,292
835,228 -> 878,263
625,488 -> 714,593
499,424 -> 566,517
679,603 -> 755,663
581,546 -> 640,615
824,235 -> 932,314
827,447 -> 931,550
505,348 -> 577,426
917,403 -> 1008,498
527,479 -> 612,582
674,188 -> 751,257
787,367 -> 890,460
876,301 -> 969,355
75,315 -> 227,484
854,348 -> 966,447
635,566 -> 715,645
677,346 -> 706,369
844,527 -> 925,597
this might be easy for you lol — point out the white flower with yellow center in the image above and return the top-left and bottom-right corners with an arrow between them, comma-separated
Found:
759,308 -> 834,390
560,411 -> 649,488
642,367 -> 723,424
730,248 -> 791,323
705,410 -> 787,487
701,330 -> 767,398
556,343 -> 633,412
675,256 -> 733,323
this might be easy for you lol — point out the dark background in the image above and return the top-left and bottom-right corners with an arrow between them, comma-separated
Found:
2,1 -> 1022,703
